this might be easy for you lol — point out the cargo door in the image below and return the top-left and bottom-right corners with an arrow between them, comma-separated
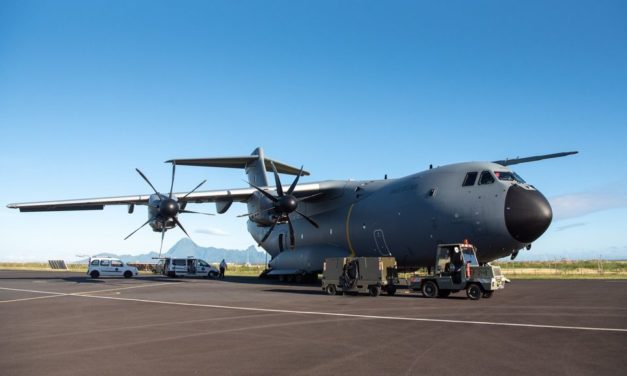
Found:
374,229 -> 391,256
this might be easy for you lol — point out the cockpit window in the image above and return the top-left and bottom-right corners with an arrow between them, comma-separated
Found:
494,171 -> 526,183
479,171 -> 495,185
462,172 -> 478,187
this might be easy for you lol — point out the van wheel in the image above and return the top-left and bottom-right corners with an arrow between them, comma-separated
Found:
482,291 -> 494,299
466,284 -> 482,300
368,285 -> 381,297
123,271 -> 132,279
421,280 -> 438,298
90,271 -> 99,279
325,284 -> 337,296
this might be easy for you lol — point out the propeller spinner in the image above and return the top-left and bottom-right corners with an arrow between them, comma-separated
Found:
124,162 -> 213,256
246,162 -> 319,248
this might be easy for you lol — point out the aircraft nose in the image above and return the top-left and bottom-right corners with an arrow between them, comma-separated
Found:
504,185 -> 553,244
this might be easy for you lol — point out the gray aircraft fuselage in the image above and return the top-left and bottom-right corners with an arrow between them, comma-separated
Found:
246,162 -> 551,273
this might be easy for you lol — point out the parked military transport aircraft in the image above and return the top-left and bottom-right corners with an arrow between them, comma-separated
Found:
7,148 -> 577,279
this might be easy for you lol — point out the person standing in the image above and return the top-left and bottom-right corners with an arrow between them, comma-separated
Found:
219,259 -> 227,279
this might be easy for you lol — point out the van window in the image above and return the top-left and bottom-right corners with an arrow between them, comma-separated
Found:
91,260 -> 99,266
111,260 -> 123,267
198,260 -> 209,267
462,172 -> 478,186
173,259 -> 186,266
479,171 -> 495,185
100,260 -> 110,266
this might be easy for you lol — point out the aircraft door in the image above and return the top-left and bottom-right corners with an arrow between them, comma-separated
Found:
374,229 -> 391,256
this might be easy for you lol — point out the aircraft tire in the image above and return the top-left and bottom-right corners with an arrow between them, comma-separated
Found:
123,271 -> 132,279
466,284 -> 482,300
325,284 -> 337,296
90,270 -> 99,279
421,280 -> 438,298
368,285 -> 381,297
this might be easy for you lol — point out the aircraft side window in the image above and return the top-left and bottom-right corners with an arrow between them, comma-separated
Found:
479,171 -> 495,185
100,260 -> 110,266
462,172 -> 478,186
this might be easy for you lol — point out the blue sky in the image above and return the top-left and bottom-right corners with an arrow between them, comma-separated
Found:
1,1 -> 626,261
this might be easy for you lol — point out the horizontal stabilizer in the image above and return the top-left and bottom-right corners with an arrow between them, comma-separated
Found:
166,156 -> 310,176
493,151 -> 578,166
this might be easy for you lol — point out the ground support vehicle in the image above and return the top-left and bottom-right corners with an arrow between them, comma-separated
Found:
410,243 -> 505,300
321,256 -> 399,296
87,257 -> 139,279
157,257 -> 220,278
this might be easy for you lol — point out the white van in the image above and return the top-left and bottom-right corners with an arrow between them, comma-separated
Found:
88,257 -> 139,279
158,257 -> 219,278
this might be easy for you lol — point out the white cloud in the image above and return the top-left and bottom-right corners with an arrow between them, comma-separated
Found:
549,192 -> 627,220
195,227 -> 230,237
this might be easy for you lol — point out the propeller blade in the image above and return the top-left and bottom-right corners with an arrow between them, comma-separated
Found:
237,207 -> 274,218
247,181 -> 279,202
159,228 -> 166,258
136,168 -> 161,196
180,209 -> 215,216
296,192 -> 324,202
169,162 -> 176,199
124,216 -> 157,240
287,216 -> 295,248
182,179 -> 207,199
270,161 -> 284,196
287,165 -> 304,195
259,218 -> 279,245
174,217 -> 191,238
295,210 -> 319,228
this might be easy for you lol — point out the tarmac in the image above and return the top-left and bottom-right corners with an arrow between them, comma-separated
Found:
0,270 -> 626,376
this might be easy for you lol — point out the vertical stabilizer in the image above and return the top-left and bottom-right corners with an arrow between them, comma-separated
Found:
245,147 -> 268,186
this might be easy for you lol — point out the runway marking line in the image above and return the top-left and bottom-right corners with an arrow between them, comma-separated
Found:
0,283 -> 177,303
1,286 -> 626,333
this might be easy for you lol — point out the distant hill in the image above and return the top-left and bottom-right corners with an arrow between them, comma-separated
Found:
82,238 -> 268,265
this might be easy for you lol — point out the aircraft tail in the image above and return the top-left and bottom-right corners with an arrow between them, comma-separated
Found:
246,147 -> 269,186
167,147 -> 309,186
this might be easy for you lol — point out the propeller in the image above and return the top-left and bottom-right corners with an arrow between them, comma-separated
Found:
248,162 -> 319,248
125,162 -> 214,257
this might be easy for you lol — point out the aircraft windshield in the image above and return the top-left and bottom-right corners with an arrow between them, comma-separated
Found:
494,171 -> 526,184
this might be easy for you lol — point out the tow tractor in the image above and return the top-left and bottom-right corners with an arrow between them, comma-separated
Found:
410,243 -> 505,300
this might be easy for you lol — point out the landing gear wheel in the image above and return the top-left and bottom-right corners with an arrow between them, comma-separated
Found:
421,280 -> 438,298
369,285 -> 381,297
466,284 -> 482,300
90,270 -> 99,279
123,271 -> 132,279
437,290 -> 451,298
325,284 -> 337,296
482,291 -> 494,299
387,285 -> 397,296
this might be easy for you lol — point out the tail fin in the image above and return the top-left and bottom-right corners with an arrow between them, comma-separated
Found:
246,147 -> 268,186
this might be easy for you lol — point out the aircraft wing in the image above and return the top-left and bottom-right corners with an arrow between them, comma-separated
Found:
6,183 -> 327,213
493,151 -> 578,166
